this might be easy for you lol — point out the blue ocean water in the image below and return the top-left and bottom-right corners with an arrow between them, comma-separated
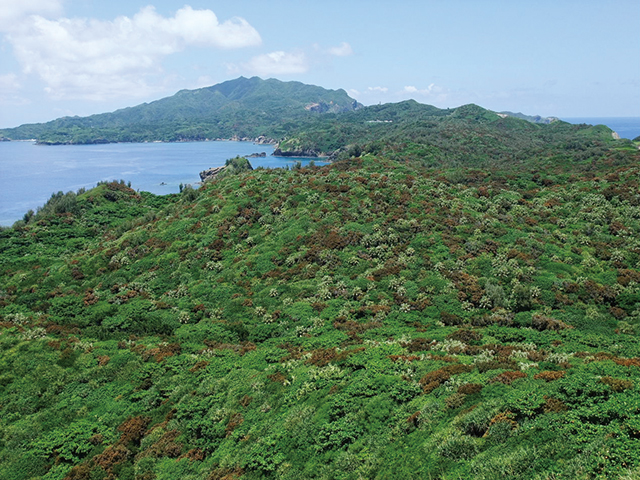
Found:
0,141 -> 322,226
561,117 -> 640,140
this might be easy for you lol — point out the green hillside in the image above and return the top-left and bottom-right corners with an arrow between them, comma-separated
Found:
274,101 -> 622,166
1,119 -> 640,479
0,77 -> 361,145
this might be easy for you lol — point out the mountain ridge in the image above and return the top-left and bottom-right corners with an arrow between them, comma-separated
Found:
0,76 -> 363,144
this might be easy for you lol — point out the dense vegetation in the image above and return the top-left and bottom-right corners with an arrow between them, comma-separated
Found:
2,112 -> 640,479
0,77 -> 361,145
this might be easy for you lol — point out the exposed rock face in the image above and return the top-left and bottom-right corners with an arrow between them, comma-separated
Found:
199,166 -> 226,182
246,152 -> 267,158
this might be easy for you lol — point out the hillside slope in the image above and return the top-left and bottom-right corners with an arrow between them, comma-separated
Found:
0,77 -> 362,144
1,136 -> 640,479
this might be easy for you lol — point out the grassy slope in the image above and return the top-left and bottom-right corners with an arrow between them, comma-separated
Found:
1,141 -> 640,479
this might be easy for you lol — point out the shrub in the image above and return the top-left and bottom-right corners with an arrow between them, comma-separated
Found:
458,383 -> 483,395
534,370 -> 565,382
420,364 -> 472,394
437,433 -> 480,460
490,371 -> 527,385
531,314 -> 572,331
600,376 -> 633,392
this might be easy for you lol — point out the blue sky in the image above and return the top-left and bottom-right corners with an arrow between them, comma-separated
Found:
1,0 -> 639,127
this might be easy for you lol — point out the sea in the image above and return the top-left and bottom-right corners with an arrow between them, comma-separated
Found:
1,117 -> 638,227
0,141 -> 323,226
561,117 -> 640,140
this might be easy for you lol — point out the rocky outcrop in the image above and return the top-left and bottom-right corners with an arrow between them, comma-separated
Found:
246,152 -> 267,158
199,166 -> 226,182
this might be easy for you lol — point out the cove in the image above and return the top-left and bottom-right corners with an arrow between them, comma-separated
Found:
0,141 -> 323,226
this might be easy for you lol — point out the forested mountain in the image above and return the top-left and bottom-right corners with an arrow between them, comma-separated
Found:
0,77 -> 362,144
1,79 -> 640,479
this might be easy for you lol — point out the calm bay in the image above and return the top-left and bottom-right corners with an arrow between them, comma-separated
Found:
0,141 -> 322,226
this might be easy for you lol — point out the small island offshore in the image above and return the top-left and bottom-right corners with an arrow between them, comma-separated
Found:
1,77 -> 640,480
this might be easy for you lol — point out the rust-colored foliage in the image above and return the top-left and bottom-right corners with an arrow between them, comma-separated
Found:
147,430 -> 182,458
117,416 -> 151,445
419,364 -> 472,394
63,463 -> 93,480
440,311 -> 464,326
143,342 -> 181,362
447,328 -> 483,344
267,372 -> 288,384
388,354 -> 421,362
458,383 -> 483,395
531,314 -> 572,331
618,269 -> 640,286
534,370 -> 565,382
189,360 -> 209,373
94,444 -> 130,469
182,448 -> 206,462
402,337 -> 434,353
97,355 -> 110,366
406,411 -> 421,428
490,371 -> 527,385
600,376 -> 633,392
613,357 -> 640,367
83,288 -> 98,306
543,397 -> 568,413
486,411 -> 518,432
333,318 -> 381,337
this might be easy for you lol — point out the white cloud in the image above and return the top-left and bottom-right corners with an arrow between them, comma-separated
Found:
401,84 -> 449,103
0,0 -> 63,30
231,50 -> 308,76
403,84 -> 443,95
368,86 -> 388,93
3,6 -> 261,100
327,42 -> 353,57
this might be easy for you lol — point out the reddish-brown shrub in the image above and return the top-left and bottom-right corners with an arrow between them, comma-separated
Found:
534,370 -> 565,382
447,328 -> 483,344
612,357 -> 640,367
601,376 -> 633,392
543,397 -> 568,413
419,364 -> 472,393
486,411 -> 518,432
458,383 -> 483,395
407,411 -> 421,428
189,360 -> 209,373
118,415 -> 151,444
95,444 -> 130,469
490,371 -> 527,385
531,314 -> 572,331
97,355 -> 110,366
440,311 -> 464,326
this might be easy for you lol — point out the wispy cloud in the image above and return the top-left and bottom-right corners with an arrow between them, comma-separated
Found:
327,42 -> 353,57
368,86 -> 388,93
2,6 -> 261,100
229,50 -> 308,76
401,84 -> 449,103
0,73 -> 21,91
